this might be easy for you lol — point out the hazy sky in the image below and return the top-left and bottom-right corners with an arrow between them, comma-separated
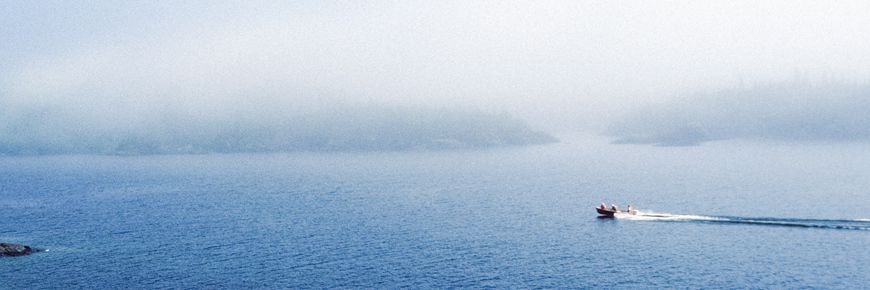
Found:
3,1 -> 870,131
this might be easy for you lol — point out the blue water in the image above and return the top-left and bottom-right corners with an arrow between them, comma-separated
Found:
3,135 -> 870,289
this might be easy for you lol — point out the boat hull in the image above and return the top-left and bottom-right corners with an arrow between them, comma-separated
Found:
596,207 -> 616,216
596,207 -> 636,217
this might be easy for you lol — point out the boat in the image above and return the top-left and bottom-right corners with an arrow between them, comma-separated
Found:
596,207 -> 637,217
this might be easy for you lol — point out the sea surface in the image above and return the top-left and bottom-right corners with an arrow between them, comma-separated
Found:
2,134 -> 869,289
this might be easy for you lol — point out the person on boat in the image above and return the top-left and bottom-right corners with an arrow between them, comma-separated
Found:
600,203 -> 607,210
611,204 -> 618,211
627,205 -> 633,212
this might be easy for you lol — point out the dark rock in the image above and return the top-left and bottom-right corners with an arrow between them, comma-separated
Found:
1,243 -> 39,257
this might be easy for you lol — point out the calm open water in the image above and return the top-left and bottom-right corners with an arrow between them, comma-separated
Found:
2,134 -> 869,289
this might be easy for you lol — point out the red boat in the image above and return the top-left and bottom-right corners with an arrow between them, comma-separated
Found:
596,206 -> 637,217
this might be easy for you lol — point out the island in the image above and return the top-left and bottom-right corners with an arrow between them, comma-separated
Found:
1,104 -> 559,155
604,82 -> 870,146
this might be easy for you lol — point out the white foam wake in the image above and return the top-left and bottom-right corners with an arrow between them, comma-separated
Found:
615,211 -> 870,231
615,211 -> 724,221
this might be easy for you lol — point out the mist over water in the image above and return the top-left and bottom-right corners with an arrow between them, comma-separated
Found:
4,2 -> 870,288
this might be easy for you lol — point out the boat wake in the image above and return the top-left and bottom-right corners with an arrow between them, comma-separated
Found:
616,211 -> 870,231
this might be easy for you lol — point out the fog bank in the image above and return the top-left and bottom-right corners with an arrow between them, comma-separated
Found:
5,1 -> 870,131
3,1 -> 870,144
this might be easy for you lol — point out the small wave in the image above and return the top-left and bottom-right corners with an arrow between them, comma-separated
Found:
622,212 -> 870,231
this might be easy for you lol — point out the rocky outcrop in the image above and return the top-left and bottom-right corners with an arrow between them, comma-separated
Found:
1,243 -> 40,257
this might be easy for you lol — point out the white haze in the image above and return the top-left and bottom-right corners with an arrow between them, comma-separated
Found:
3,0 -> 870,132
